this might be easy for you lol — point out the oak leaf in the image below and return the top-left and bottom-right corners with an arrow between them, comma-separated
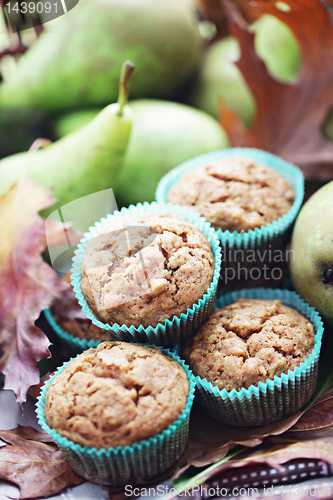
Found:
202,0 -> 333,179
0,177 -> 81,405
0,426 -> 84,499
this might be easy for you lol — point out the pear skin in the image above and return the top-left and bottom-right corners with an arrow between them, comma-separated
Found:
188,15 -> 300,123
290,181 -> 333,327
53,99 -> 229,206
0,61 -> 135,230
0,0 -> 202,112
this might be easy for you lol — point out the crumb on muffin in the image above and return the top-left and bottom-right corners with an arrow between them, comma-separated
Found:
81,213 -> 215,328
182,298 -> 315,391
45,342 -> 189,449
167,156 -> 295,232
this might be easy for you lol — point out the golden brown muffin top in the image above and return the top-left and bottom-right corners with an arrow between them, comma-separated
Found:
45,342 -> 189,449
182,298 -> 315,392
81,213 -> 214,328
167,156 -> 295,232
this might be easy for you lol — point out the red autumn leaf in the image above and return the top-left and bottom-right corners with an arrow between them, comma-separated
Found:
0,426 -> 85,499
197,0 -> 229,40
0,177 -> 81,406
204,0 -> 333,179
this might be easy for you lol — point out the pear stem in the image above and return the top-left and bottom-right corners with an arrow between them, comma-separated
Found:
117,60 -> 135,116
28,138 -> 53,154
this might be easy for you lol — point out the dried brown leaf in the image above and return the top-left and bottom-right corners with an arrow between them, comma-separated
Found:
215,0 -> 333,179
0,425 -> 84,499
196,0 -> 229,40
172,402 -> 303,477
0,177 -> 81,405
28,372 -> 54,400
226,432 -> 333,470
179,434 -> 333,489
51,273 -> 88,322
291,396 -> 333,432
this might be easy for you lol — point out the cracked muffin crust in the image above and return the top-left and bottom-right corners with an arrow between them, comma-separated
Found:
44,341 -> 189,449
51,273 -> 110,342
167,156 -> 295,232
80,213 -> 215,328
182,298 -> 315,391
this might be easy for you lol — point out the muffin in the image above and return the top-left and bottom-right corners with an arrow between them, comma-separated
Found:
167,156 -> 295,233
156,149 -> 304,290
49,273 -> 110,344
181,288 -> 323,426
38,341 -> 195,485
45,341 -> 189,448
80,213 -> 215,328
183,298 -> 315,391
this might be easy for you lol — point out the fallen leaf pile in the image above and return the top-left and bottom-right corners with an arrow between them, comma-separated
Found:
0,177 -> 80,405
0,426 -> 84,499
199,0 -> 333,179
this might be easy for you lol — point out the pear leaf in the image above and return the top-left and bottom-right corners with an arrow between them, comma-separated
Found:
0,426 -> 84,499
0,177 -> 81,405
201,0 -> 333,179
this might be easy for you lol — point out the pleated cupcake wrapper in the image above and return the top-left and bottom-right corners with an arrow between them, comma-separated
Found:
36,348 -> 196,486
156,148 -> 304,287
71,202 -> 222,347
192,288 -> 323,426
43,309 -> 101,354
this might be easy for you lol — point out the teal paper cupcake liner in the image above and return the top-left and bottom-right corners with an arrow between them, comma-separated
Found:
189,288 -> 323,427
36,348 -> 196,486
44,309 -> 102,354
71,202 -> 222,347
156,148 -> 304,289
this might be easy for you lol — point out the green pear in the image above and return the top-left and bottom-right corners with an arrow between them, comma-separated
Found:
0,61 -> 135,231
54,99 -> 229,206
252,14 -> 301,84
188,14 -> 301,123
188,36 -> 256,125
290,181 -> 333,327
0,0 -> 202,112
